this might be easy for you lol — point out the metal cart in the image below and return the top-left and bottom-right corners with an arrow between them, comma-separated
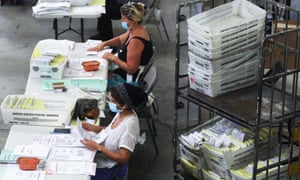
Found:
173,0 -> 300,179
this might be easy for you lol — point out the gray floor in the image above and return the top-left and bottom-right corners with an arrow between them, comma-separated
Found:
0,0 -> 179,179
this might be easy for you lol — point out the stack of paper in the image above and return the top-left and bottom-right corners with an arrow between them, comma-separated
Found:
32,2 -> 71,16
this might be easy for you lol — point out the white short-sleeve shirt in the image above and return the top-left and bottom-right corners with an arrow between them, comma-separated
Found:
94,112 -> 140,168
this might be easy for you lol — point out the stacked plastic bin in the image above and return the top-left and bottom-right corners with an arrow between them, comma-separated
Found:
178,116 -> 279,180
187,0 -> 266,97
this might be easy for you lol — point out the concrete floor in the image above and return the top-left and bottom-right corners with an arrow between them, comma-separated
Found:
0,0 -> 180,179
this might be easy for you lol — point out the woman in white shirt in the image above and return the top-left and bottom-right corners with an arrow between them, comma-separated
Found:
81,83 -> 147,180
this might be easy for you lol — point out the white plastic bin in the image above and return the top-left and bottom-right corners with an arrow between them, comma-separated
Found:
1,95 -> 75,126
188,66 -> 258,97
188,48 -> 259,73
187,0 -> 266,59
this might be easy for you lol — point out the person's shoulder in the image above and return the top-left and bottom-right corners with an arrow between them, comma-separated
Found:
130,34 -> 151,43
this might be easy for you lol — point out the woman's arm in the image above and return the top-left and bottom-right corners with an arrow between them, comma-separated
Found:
88,31 -> 130,52
103,38 -> 144,74
80,140 -> 132,164
82,122 -> 104,133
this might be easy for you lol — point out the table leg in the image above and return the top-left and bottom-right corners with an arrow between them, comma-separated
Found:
53,18 -> 58,39
80,18 -> 84,42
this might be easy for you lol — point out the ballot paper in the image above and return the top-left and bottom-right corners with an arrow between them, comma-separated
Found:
48,147 -> 96,161
2,166 -> 46,180
75,118 -> 108,144
76,117 -> 93,140
12,144 -> 51,160
32,134 -> 83,147
46,161 -> 96,175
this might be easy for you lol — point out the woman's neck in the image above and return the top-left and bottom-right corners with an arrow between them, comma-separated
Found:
129,24 -> 142,34
119,109 -> 134,117
112,109 -> 133,128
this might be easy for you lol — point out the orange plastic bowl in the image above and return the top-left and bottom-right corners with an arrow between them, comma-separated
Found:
82,61 -> 100,72
17,157 -> 40,170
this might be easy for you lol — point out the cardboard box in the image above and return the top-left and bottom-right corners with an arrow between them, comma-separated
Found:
264,21 -> 299,69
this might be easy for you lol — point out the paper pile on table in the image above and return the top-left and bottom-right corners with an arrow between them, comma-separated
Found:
32,2 -> 71,16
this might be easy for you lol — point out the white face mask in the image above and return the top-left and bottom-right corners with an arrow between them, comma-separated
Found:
108,102 -> 123,113
84,117 -> 95,124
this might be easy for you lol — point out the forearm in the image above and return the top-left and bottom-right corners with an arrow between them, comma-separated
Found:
101,36 -> 121,48
97,145 -> 130,164
112,57 -> 136,74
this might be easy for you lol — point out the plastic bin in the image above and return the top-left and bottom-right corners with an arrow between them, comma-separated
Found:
206,159 -> 232,179
180,158 -> 202,180
188,65 -> 258,97
188,48 -> 259,73
188,58 -> 259,82
188,28 -> 264,59
179,116 -> 277,170
179,143 -> 207,168
202,169 -> 225,180
230,164 -> 288,180
30,55 -> 67,79
187,0 -> 266,59
1,94 -> 75,126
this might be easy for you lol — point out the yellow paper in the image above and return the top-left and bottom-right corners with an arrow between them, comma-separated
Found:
50,55 -> 66,66
32,47 -> 41,58
91,0 -> 105,6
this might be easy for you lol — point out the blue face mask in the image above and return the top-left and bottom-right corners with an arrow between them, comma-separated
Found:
108,102 -> 123,113
121,22 -> 129,30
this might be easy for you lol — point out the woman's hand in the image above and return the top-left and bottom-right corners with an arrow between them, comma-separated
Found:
80,139 -> 102,151
87,43 -> 105,52
102,52 -> 117,63
82,121 -> 96,132
82,122 -> 104,133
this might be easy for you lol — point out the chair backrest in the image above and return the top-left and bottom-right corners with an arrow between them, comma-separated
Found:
138,63 -> 157,95
143,0 -> 162,25
134,46 -> 155,82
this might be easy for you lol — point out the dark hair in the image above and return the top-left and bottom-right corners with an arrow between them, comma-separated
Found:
110,86 -> 125,107
110,83 -> 147,110
72,99 -> 98,120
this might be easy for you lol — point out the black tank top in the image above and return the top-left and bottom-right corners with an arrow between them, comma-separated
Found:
118,36 -> 154,66
114,36 -> 154,81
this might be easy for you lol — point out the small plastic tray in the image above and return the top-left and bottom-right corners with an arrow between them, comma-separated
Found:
17,157 -> 40,170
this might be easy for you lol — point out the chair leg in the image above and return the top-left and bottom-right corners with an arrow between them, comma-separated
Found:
151,103 -> 158,137
160,17 -> 170,41
156,24 -> 164,41
145,115 -> 159,155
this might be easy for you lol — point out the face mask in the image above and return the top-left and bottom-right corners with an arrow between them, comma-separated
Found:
85,117 -> 95,124
121,22 -> 129,30
108,102 -> 123,113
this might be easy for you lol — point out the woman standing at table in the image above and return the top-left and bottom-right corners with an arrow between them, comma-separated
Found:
88,2 -> 154,86
80,83 -> 147,180
89,0 -> 147,41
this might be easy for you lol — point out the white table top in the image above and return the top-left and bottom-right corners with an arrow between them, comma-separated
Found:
25,39 -> 109,110
4,124 -> 90,180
